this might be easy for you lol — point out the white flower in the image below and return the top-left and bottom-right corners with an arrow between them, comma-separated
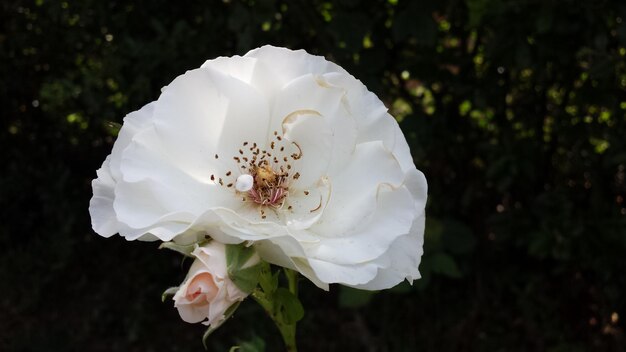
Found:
173,241 -> 250,327
89,45 -> 427,290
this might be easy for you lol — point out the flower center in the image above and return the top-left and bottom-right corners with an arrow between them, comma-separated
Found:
210,130 -> 303,217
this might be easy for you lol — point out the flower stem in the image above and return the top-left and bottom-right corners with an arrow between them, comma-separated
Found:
277,318 -> 297,352
282,268 -> 299,352
251,268 -> 300,352
284,268 -> 299,296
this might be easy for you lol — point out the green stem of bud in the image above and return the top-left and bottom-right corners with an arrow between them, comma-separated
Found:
285,268 -> 298,297
251,265 -> 301,352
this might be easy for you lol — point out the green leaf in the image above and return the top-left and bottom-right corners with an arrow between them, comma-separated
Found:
258,263 -> 279,296
230,264 -> 262,293
234,335 -> 266,352
273,287 -> 304,324
430,253 -> 462,278
226,243 -> 257,270
338,286 -> 377,308
202,301 -> 241,349
158,241 -> 196,257
161,286 -> 178,302
226,244 -> 261,293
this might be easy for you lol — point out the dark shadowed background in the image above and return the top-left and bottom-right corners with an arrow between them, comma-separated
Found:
2,0 -> 626,351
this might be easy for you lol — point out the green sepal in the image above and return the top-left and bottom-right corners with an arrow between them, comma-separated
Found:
229,335 -> 266,352
202,301 -> 242,349
230,264 -> 262,293
258,262 -> 279,296
226,243 -> 257,269
273,287 -> 304,324
161,286 -> 178,302
250,267 -> 300,351
158,241 -> 196,257
226,243 -> 261,293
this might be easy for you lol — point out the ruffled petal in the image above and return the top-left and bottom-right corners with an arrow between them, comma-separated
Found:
306,258 -> 380,286
89,156 -> 118,237
253,239 -> 329,290
322,72 -> 418,172
312,141 -> 405,237
109,102 -> 156,180
151,66 -> 271,175
281,109 -> 332,189
245,46 -> 345,90
283,177 -> 331,231
192,242 -> 228,278
349,212 -> 426,290
90,103 -> 155,239
272,74 -> 357,188
310,182 -> 414,265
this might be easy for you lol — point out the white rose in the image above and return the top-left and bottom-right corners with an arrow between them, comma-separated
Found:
173,241 -> 250,327
89,45 -> 427,290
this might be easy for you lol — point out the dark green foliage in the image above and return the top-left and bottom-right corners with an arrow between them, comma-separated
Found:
1,0 -> 625,350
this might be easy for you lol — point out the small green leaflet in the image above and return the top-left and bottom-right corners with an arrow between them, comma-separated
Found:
226,244 -> 261,293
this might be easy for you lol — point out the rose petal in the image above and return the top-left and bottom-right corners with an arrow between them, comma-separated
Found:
253,239 -> 329,290
188,272 -> 219,302
281,109 -> 332,189
322,72 -> 418,172
89,156 -> 118,237
283,177 -> 331,231
151,66 -> 270,171
109,102 -> 156,180
192,244 -> 229,277
312,140 -> 405,237
309,182 -> 414,265
272,74 -> 357,188
245,46 -> 345,90
348,213 -> 425,290
306,257 -> 380,286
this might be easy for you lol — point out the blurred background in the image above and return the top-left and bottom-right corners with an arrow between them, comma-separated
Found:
2,0 -> 626,351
